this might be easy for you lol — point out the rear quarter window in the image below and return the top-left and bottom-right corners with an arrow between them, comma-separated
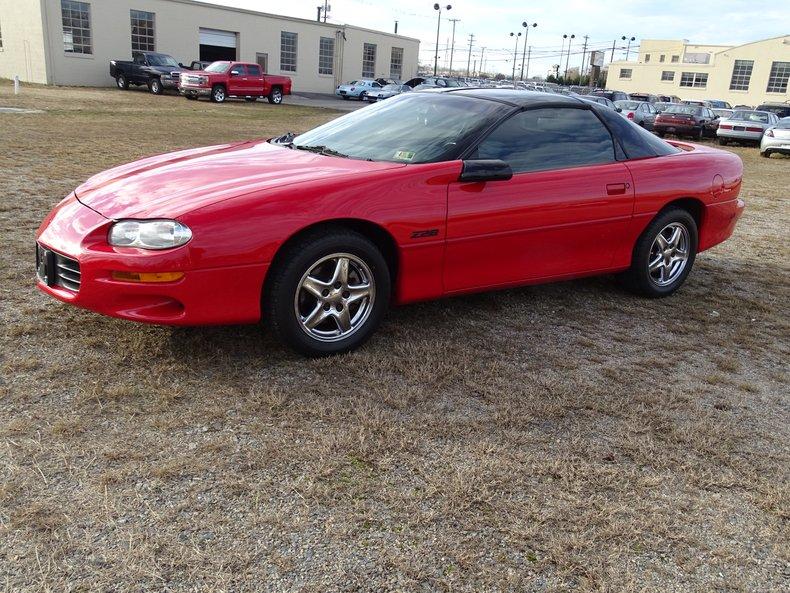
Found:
599,107 -> 680,158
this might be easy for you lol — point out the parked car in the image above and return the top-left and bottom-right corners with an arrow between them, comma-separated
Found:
654,105 -> 720,140
717,110 -> 780,145
110,51 -> 186,94
614,100 -> 658,129
682,99 -> 713,108
657,94 -> 682,103
179,61 -> 291,103
364,83 -> 412,102
628,92 -> 659,104
404,76 -> 462,89
335,79 -> 382,100
756,102 -> 790,119
712,108 -> 734,120
654,101 -> 680,113
189,60 -> 213,70
708,99 -> 732,109
733,104 -> 754,110
35,90 -> 744,356
579,95 -> 619,110
591,89 -> 630,102
760,117 -> 790,157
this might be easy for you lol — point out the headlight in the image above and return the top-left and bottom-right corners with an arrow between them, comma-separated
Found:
108,220 -> 192,250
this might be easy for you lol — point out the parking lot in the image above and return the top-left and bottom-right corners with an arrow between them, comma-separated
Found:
1,82 -> 788,592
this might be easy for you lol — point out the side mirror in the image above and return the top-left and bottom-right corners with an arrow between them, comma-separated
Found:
230,70 -> 241,76
616,107 -> 622,113
459,160 -> 513,183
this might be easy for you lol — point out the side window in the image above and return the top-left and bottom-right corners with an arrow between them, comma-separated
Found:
230,64 -> 244,76
134,53 -> 146,65
247,64 -> 262,76
475,108 -> 616,174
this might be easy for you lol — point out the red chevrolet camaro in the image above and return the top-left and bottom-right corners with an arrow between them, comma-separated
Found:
36,89 -> 744,355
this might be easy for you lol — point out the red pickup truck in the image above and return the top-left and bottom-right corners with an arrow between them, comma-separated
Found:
179,61 -> 292,104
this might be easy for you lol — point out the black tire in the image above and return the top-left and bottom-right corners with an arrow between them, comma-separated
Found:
760,151 -> 770,158
149,78 -> 163,95
695,127 -> 704,141
656,131 -> 666,138
264,228 -> 391,356
341,95 -> 350,100
245,97 -> 258,102
267,87 -> 283,104
185,94 -> 198,100
621,207 -> 698,298
210,85 -> 226,103
718,137 -> 728,146
116,74 -> 129,90
359,91 -> 367,102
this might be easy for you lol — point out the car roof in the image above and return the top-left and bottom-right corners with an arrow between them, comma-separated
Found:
434,88 -> 585,107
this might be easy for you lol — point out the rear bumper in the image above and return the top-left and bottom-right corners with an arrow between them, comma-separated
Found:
717,129 -> 762,141
35,195 -> 267,326
699,198 -> 746,252
654,123 -> 700,135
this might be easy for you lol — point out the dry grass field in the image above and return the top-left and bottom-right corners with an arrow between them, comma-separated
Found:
1,82 -> 788,592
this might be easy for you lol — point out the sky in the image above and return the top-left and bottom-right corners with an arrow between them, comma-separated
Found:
202,0 -> 789,78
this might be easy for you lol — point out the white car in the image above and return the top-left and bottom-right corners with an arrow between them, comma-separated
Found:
760,117 -> 790,158
717,110 -> 780,145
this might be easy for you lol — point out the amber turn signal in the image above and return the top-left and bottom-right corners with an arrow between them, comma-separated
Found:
111,271 -> 184,283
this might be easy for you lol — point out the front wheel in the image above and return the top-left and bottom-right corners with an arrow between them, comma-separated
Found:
149,78 -> 163,95
265,229 -> 390,356
267,87 -> 283,104
210,85 -> 226,103
621,208 -> 698,298
116,74 -> 129,90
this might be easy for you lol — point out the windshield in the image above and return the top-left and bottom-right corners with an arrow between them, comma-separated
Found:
205,61 -> 230,73
730,111 -> 769,123
148,54 -> 179,67
615,101 -> 641,110
382,84 -> 400,91
665,106 -> 702,116
291,93 -> 507,163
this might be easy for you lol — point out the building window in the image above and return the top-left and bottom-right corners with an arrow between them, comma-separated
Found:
390,47 -> 403,80
130,10 -> 155,52
280,31 -> 297,72
766,61 -> 790,94
362,43 -> 376,78
619,68 -> 632,79
661,71 -> 675,82
645,54 -> 650,62
61,0 -> 92,54
680,72 -> 708,88
729,60 -> 753,91
318,36 -> 334,75
671,55 -> 679,63
659,54 -> 665,63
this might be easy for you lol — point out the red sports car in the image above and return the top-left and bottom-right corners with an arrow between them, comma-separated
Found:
36,90 -> 744,356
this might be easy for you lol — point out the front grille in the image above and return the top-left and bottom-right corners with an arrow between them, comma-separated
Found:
182,75 -> 204,86
37,243 -> 80,292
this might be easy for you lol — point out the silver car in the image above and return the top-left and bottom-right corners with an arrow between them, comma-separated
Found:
363,83 -> 411,102
717,110 -> 779,145
614,100 -> 658,129
335,79 -> 382,101
760,117 -> 790,157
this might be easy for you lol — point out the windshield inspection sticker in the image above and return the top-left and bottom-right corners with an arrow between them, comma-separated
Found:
393,150 -> 416,161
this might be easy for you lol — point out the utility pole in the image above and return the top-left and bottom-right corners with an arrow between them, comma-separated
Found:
448,18 -> 460,75
580,35 -> 589,81
610,39 -> 617,63
465,33 -> 475,78
394,20 -> 398,34
479,47 -> 486,77
472,59 -> 476,76
322,0 -> 329,23
525,46 -> 531,80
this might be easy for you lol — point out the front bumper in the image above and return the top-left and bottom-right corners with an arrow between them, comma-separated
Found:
180,85 -> 211,97
35,195 -> 268,326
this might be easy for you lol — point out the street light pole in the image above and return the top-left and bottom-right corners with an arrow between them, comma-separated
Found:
520,21 -> 537,81
448,18 -> 460,75
433,4 -> 451,76
621,35 -> 635,60
564,33 -> 575,81
509,31 -> 522,87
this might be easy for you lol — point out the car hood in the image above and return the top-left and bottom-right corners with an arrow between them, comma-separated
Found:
75,140 -> 404,219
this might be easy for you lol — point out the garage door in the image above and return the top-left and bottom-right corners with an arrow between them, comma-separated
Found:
199,28 -> 237,62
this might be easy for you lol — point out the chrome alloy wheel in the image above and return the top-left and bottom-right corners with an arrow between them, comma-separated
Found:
648,222 -> 690,287
294,253 -> 375,342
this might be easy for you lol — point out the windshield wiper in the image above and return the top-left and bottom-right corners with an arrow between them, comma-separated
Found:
295,144 -> 350,158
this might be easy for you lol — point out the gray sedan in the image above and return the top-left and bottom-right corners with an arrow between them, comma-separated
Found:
363,83 -> 412,102
614,100 -> 658,130
717,110 -> 779,145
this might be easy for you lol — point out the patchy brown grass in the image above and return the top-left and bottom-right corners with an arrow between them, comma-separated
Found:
1,82 -> 788,592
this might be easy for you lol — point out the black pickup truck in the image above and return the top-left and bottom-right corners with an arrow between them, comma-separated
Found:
109,51 -> 187,94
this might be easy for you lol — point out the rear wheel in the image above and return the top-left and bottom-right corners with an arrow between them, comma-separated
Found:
267,87 -> 283,104
695,127 -> 704,141
718,137 -> 728,145
210,85 -> 226,103
760,150 -> 770,158
265,229 -> 390,356
622,207 -> 698,298
149,78 -> 163,95
116,74 -> 129,90
341,95 -> 350,100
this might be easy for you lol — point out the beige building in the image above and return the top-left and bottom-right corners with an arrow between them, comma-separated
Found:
609,36 -> 790,107
0,0 -> 420,93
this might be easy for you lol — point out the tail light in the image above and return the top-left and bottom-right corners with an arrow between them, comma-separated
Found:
746,127 -> 763,133
765,129 -> 774,137
627,112 -> 634,120
719,124 -> 733,130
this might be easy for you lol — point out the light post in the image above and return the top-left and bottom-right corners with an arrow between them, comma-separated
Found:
563,33 -> 575,82
433,3 -> 452,76
622,35 -> 635,60
520,21 -> 537,81
509,31 -> 522,87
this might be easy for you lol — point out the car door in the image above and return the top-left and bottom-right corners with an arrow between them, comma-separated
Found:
644,103 -> 657,128
227,63 -> 246,95
444,106 -> 635,292
246,63 -> 265,95
132,52 -> 147,84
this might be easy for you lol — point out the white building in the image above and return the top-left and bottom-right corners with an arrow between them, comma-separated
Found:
0,0 -> 420,93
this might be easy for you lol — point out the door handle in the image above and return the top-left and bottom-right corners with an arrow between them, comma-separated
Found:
606,182 -> 629,195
